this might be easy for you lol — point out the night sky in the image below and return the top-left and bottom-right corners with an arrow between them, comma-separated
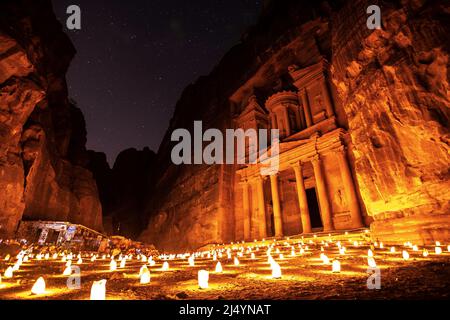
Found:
51,0 -> 262,166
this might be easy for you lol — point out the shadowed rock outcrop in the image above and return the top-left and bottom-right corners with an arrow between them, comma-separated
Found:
0,0 -> 102,236
88,148 -> 156,239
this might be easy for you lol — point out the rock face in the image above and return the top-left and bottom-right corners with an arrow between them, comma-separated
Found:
87,148 -> 156,239
139,1 -> 344,251
140,0 -> 449,251
331,0 -> 450,243
0,0 -> 103,236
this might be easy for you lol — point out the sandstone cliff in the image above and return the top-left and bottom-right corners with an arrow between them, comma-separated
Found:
331,0 -> 450,243
0,0 -> 102,236
88,148 -> 156,239
140,0 -> 449,251
139,1 -> 341,250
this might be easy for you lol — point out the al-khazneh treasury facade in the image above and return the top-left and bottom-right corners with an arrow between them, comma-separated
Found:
232,60 -> 366,241
141,0 -> 450,251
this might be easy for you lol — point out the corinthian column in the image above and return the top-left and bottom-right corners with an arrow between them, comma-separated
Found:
320,77 -> 334,118
299,89 -> 313,127
241,180 -> 251,240
337,147 -> 364,228
292,161 -> 312,233
256,176 -> 267,238
311,155 -> 334,231
269,174 -> 283,237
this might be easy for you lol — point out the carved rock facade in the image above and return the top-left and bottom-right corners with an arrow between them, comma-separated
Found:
141,0 -> 449,250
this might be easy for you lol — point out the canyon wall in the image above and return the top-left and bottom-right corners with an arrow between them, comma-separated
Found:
331,0 -> 450,244
88,148 -> 156,239
139,1 -> 341,251
0,0 -> 103,236
141,0 -> 449,251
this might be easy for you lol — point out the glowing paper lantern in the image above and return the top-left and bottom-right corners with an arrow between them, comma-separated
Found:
423,249 -> 429,257
198,270 -> 209,289
31,277 -> 46,295
91,256 -> 96,262
379,242 -> 384,249
188,256 -> 195,267
390,247 -> 396,253
4,254 -> 10,261
120,259 -> 126,268
367,257 -> 377,268
162,261 -> 169,271
299,248 -> 305,255
271,262 -> 282,279
90,280 -> 107,300
279,254 -> 284,260
435,247 -> 442,255
402,250 -> 409,260
436,241 -> 441,247
140,267 -> 151,284
367,249 -> 374,257
339,247 -> 346,255
149,260 -> 156,267
65,260 -> 72,268
215,262 -> 223,273
52,253 -> 58,259
412,245 -> 419,252
23,255 -> 29,262
110,260 -> 117,271
77,257 -> 83,265
234,257 -> 239,266
447,245 -> 450,252
4,267 -> 13,278
250,253 -> 255,260
320,253 -> 330,265
63,266 -> 72,276
44,253 -> 50,260
12,262 -> 20,272
332,260 -> 341,273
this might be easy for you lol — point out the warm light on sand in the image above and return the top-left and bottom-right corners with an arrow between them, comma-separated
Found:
402,250 -> 410,260
215,261 -> 223,273
368,257 -> 377,268
332,260 -> 341,273
320,253 -> 330,265
110,260 -> 117,271
63,266 -> 72,276
271,262 -> 282,279
90,280 -> 107,300
140,267 -> 151,284
198,270 -> 209,289
4,267 -> 13,278
31,277 -> 46,295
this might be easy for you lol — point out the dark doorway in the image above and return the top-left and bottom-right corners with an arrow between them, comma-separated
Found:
306,188 -> 323,229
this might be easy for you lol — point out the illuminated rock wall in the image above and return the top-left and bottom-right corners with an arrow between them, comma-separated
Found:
142,0 -> 449,250
0,0 -> 103,236
331,0 -> 450,244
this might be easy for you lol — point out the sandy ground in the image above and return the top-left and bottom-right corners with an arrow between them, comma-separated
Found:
1,234 -> 449,300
